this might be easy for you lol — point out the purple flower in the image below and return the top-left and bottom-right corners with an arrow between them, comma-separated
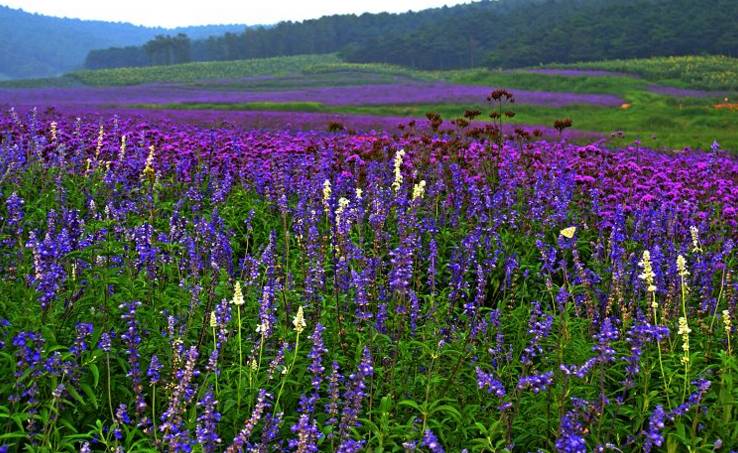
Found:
556,410 -> 587,453
338,347 -> 373,441
70,322 -> 94,357
517,371 -> 554,394
196,390 -> 222,453
147,354 -> 162,385
289,414 -> 320,453
475,368 -> 506,398
642,405 -> 666,452
422,429 -> 445,453
119,301 -> 147,418
227,389 -> 271,452
521,302 -> 554,365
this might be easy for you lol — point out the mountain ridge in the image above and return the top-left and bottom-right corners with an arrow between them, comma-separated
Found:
0,5 -> 249,79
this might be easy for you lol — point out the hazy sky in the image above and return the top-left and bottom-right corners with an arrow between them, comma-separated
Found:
2,0 -> 472,27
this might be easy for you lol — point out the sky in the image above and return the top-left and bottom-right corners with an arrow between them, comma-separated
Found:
1,0 -> 472,28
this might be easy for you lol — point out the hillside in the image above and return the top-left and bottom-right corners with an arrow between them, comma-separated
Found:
0,5 -> 247,79
85,0 -> 738,71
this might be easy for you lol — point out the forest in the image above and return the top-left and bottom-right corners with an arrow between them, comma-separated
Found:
85,0 -> 738,71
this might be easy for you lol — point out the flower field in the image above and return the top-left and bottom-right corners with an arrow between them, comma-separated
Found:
0,102 -> 737,453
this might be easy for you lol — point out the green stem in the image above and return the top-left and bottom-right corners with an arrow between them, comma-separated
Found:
274,332 -> 300,414
107,353 -> 115,422
236,304 -> 243,427
152,384 -> 158,443
213,327 -> 219,396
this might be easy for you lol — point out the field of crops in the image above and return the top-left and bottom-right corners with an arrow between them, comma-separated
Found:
552,56 -> 738,92
0,94 -> 737,452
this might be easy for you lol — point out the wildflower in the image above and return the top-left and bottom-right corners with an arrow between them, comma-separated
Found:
355,187 -> 362,199
556,410 -> 587,453
475,368 -> 506,398
322,179 -> 332,212
422,429 -> 444,453
227,389 -> 271,452
231,281 -> 244,306
70,322 -> 94,358
95,124 -> 104,158
293,306 -> 306,334
209,311 -> 217,328
119,135 -> 126,161
638,250 -> 657,293
560,226 -> 576,239
517,370 -> 554,394
147,354 -> 162,385
335,197 -> 350,227
690,226 -> 702,253
412,180 -> 426,201
142,145 -> 156,181
724,310 -> 733,354
196,391 -> 221,453
642,405 -> 666,452
49,121 -> 57,142
338,348 -> 373,440
120,301 -> 147,417
676,255 -> 689,279
678,317 -> 691,366
98,331 -> 114,352
521,301 -> 554,365
392,149 -> 406,192
289,414 -> 320,453
724,310 -> 732,332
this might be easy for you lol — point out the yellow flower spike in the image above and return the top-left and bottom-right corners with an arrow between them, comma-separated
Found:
335,197 -> 350,227
322,179 -> 332,212
231,281 -> 244,306
119,135 -> 126,161
724,310 -> 733,332
412,180 -> 426,201
638,250 -> 657,293
142,145 -> 156,182
392,149 -> 406,192
50,121 -> 57,142
292,306 -> 306,334
690,226 -> 702,253
678,316 -> 691,366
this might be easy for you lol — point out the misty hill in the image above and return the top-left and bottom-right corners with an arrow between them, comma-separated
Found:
0,5 -> 247,80
86,0 -> 738,71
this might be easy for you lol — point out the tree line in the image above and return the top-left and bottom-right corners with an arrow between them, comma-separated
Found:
84,0 -> 738,71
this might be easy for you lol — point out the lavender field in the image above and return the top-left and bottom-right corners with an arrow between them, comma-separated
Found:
0,90 -> 737,452
1,2 -> 738,451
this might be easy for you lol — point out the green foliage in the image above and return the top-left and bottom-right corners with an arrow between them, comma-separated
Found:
81,0 -> 738,73
69,54 -> 342,86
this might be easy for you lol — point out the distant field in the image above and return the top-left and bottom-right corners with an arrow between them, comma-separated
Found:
548,55 -> 738,91
68,54 -> 344,86
1,53 -> 735,151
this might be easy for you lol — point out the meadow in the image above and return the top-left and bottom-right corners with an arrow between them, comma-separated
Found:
1,54 -> 735,151
0,53 -> 737,452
